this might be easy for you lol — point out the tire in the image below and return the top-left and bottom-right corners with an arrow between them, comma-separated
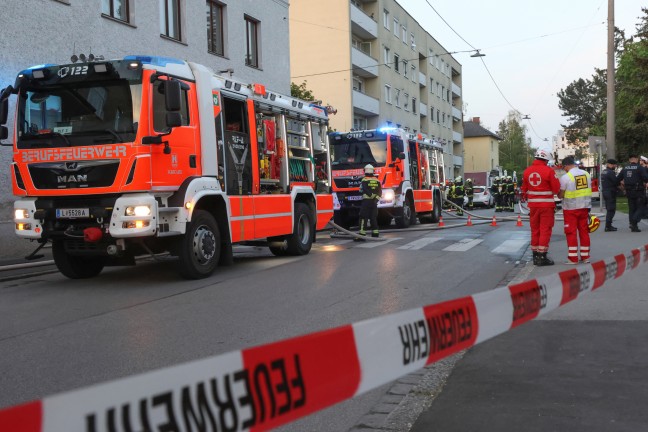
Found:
430,193 -> 442,223
177,209 -> 221,279
284,203 -> 314,256
395,196 -> 415,228
52,240 -> 105,279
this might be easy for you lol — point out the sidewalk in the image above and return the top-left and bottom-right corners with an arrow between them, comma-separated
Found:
411,215 -> 648,432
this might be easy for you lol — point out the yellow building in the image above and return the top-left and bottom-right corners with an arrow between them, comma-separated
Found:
289,0 -> 464,179
463,117 -> 501,173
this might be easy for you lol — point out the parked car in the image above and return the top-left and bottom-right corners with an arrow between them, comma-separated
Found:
472,186 -> 494,208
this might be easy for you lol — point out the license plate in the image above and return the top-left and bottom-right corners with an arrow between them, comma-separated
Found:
56,208 -> 89,218
347,195 -> 363,201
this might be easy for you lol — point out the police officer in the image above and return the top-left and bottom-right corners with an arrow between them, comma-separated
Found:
616,154 -> 648,232
601,158 -> 619,231
465,177 -> 474,210
358,164 -> 382,238
450,176 -> 465,216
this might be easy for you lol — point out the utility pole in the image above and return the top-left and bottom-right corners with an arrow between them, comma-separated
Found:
606,0 -> 616,158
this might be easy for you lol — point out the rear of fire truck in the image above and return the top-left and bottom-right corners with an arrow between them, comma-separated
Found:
0,55 -> 333,280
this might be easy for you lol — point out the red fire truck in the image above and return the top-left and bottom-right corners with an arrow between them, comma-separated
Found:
0,55 -> 333,279
329,128 -> 444,229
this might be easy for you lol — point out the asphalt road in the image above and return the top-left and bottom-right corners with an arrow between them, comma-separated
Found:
0,207 -> 529,431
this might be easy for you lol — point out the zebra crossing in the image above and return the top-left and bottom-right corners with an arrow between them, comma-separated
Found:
318,231 -> 530,256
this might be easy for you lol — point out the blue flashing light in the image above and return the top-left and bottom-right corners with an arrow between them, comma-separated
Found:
124,55 -> 184,67
378,126 -> 396,134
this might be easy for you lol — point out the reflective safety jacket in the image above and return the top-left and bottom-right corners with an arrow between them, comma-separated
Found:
560,167 -> 591,210
449,183 -> 464,199
360,175 -> 382,200
521,159 -> 561,208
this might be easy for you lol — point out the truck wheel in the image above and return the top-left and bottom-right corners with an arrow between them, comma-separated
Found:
177,209 -> 221,279
395,197 -> 415,228
284,203 -> 313,256
430,194 -> 442,223
52,241 -> 105,279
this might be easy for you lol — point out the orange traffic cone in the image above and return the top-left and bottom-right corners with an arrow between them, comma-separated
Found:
438,216 -> 445,227
490,215 -> 497,226
516,214 -> 523,227
466,215 -> 473,226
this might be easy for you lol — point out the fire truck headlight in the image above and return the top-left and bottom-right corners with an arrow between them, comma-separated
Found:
125,205 -> 151,217
382,189 -> 395,202
14,209 -> 29,220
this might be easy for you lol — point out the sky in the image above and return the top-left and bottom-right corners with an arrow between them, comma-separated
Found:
398,0 -> 646,151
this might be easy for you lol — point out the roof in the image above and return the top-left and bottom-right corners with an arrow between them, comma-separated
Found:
463,121 -> 502,140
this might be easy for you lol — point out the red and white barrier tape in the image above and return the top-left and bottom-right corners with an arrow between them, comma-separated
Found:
2,244 -> 647,432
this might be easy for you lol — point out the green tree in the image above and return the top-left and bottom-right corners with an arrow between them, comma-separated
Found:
290,80 -> 316,101
556,69 -> 607,144
497,111 -> 535,175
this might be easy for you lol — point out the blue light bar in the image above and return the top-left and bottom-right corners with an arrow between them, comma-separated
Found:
123,55 -> 184,67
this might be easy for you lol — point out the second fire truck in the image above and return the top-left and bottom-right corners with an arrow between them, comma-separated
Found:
329,128 -> 445,229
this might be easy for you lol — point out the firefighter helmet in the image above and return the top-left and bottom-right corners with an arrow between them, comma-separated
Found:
466,178 -> 472,183
588,214 -> 600,233
534,149 -> 550,160
364,164 -> 374,174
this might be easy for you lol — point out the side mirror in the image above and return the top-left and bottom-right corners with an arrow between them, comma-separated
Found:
166,112 -> 182,128
0,98 -> 8,125
398,152 -> 406,160
164,80 -> 182,112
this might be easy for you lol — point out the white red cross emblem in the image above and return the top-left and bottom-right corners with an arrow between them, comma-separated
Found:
529,172 -> 542,187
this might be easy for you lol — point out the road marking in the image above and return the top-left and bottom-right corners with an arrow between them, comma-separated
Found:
442,238 -> 483,252
397,236 -> 442,250
356,237 -> 403,248
491,239 -> 528,254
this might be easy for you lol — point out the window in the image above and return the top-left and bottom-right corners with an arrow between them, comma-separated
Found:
394,54 -> 399,73
385,85 -> 392,103
429,49 -> 434,65
411,64 -> 416,82
383,9 -> 390,28
102,0 -> 129,22
403,60 -> 408,77
153,80 -> 190,132
437,83 -> 441,97
354,116 -> 368,130
393,18 -> 398,36
401,25 -> 407,43
430,78 -> 434,92
160,0 -> 181,40
353,75 -> 365,93
245,15 -> 260,68
441,85 -> 445,101
207,1 -> 224,56
383,47 -> 390,66
412,97 -> 417,114
404,93 -> 409,111
442,112 -> 446,126
395,89 -> 401,107
436,109 -> 440,123
411,33 -> 415,50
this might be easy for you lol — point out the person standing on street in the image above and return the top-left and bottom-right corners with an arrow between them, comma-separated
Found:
493,177 -> 504,212
506,176 -> 515,211
641,156 -> 648,220
601,158 -> 619,231
358,164 -> 382,239
521,149 -> 561,266
465,177 -> 474,210
450,176 -> 465,216
616,154 -> 648,232
558,156 -> 593,264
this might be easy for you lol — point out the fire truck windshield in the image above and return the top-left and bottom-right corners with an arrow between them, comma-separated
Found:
330,137 -> 388,169
16,79 -> 141,149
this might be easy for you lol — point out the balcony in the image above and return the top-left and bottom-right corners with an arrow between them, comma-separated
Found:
353,90 -> 380,116
452,106 -> 462,121
453,130 -> 463,143
419,71 -> 426,87
419,102 -> 428,117
351,3 -> 377,40
352,47 -> 379,78
453,155 -> 463,167
451,82 -> 461,98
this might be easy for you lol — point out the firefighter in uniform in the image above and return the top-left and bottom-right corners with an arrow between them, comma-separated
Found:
558,156 -> 593,264
494,177 -> 505,212
506,176 -> 515,211
521,149 -> 561,266
449,176 -> 465,216
465,177 -> 474,210
616,154 -> 648,232
600,158 -> 619,231
490,177 -> 500,210
358,164 -> 382,238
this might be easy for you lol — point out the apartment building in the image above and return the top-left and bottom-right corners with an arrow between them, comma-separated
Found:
289,0 -> 464,180
0,0 -> 289,212
552,130 -> 595,166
